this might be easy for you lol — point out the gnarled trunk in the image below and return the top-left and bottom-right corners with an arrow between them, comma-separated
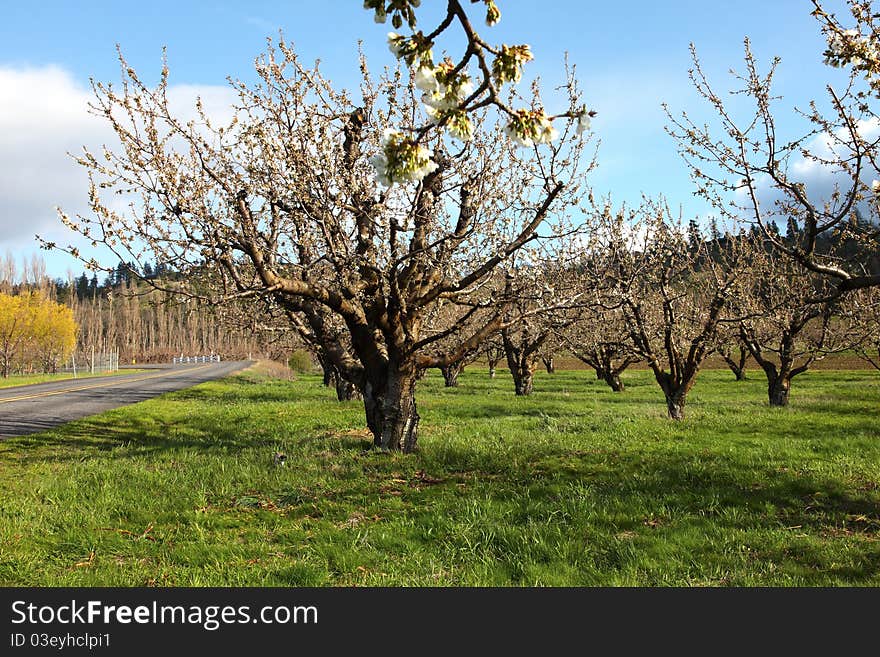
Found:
665,390 -> 687,420
603,372 -> 625,392
512,366 -> 534,396
655,373 -> 693,421
503,333 -> 537,396
767,373 -> 791,407
755,358 -> 795,408
317,353 -> 335,387
319,355 -> 361,401
335,376 -> 360,401
487,354 -> 501,379
440,361 -> 465,387
363,366 -> 420,453
721,346 -> 749,381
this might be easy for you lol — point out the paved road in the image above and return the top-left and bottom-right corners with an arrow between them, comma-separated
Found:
0,361 -> 250,439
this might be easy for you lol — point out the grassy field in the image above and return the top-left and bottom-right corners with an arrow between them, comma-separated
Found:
0,369 -> 147,390
0,364 -> 878,586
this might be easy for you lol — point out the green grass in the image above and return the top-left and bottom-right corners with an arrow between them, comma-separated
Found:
0,365 -> 878,586
0,369 -> 147,389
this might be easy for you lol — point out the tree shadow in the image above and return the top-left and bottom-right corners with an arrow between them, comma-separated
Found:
412,440 -> 880,582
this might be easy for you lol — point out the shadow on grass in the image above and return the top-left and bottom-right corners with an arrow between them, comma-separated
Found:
4,415 -> 267,464
3,403 -> 366,467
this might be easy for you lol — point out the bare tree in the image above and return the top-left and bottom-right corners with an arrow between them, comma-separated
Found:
666,6 -> 880,300
500,265 -> 579,396
839,285 -> 880,371
561,305 -> 642,392
715,327 -> 751,381
537,334 -> 564,374
583,199 -> 748,420
53,23 -> 592,451
482,333 -> 505,378
733,241 -> 857,406
0,251 -> 16,294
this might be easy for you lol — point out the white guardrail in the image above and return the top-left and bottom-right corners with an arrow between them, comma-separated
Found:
172,355 -> 222,364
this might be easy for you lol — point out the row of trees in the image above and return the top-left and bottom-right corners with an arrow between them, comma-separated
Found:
48,0 -> 880,451
0,258 -> 302,367
426,201 -> 876,420
0,292 -> 76,377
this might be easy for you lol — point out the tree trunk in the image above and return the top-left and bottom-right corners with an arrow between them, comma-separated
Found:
488,355 -> 500,379
440,362 -> 464,387
721,348 -> 748,381
603,372 -> 625,392
335,376 -> 360,401
542,356 -> 555,374
512,367 -> 534,396
656,374 -> 691,421
767,374 -> 791,407
503,340 -> 535,396
363,367 -> 420,452
322,366 -> 334,387
665,391 -> 687,420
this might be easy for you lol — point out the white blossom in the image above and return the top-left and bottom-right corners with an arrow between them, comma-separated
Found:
576,110 -> 592,135
370,153 -> 392,187
387,32 -> 404,58
371,130 -> 439,186
503,122 -> 534,148
536,115 -> 558,144
420,69 -> 473,114
415,66 -> 439,93
381,128 -> 399,147
503,109 -> 559,148
446,111 -> 473,141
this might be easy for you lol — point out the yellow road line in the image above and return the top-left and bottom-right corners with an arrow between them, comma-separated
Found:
0,365 -> 215,404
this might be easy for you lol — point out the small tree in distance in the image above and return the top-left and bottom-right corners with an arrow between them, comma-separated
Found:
733,243 -> 857,406
714,329 -> 751,382
561,305 -> 642,392
582,198 -> 749,420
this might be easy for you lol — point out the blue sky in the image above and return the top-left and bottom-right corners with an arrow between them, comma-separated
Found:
0,1 -> 842,278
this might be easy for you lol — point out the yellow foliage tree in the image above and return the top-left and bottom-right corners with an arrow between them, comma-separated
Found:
0,292 -> 78,377
0,293 -> 29,378
31,298 -> 77,373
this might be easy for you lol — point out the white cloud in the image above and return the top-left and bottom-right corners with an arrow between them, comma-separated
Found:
0,66 -> 103,246
741,117 -> 880,220
0,65 -> 238,276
